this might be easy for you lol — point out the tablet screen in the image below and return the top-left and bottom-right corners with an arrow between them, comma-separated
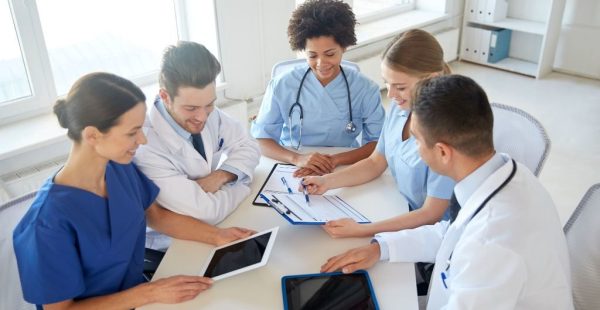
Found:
203,230 -> 274,279
283,271 -> 379,310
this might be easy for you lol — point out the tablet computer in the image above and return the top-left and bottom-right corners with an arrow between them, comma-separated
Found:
200,227 -> 278,281
281,270 -> 380,310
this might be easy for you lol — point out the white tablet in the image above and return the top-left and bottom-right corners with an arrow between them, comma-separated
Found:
200,227 -> 279,281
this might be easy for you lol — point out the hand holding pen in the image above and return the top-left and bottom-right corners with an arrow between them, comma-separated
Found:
300,176 -> 329,195
301,181 -> 310,206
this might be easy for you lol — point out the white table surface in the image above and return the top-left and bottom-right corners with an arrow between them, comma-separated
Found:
139,148 -> 418,310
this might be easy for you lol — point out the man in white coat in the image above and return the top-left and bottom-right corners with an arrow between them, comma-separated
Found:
320,75 -> 573,309
134,41 -> 260,249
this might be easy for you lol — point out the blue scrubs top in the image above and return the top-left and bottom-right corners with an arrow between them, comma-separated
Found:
13,161 -> 159,308
251,63 -> 385,148
375,103 -> 455,218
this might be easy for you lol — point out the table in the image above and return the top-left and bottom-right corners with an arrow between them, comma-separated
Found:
139,148 -> 418,309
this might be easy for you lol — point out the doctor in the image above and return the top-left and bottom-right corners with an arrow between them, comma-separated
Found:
321,75 -> 573,309
251,0 -> 385,177
134,41 -> 260,249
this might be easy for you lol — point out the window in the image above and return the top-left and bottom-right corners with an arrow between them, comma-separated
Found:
0,2 -> 31,104
0,0 -> 219,125
37,0 -> 178,96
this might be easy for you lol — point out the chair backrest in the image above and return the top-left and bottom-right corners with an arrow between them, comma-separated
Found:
491,102 -> 550,176
564,183 -> 600,310
0,191 -> 37,310
271,59 -> 360,78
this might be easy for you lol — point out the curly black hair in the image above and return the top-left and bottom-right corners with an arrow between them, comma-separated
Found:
287,0 -> 357,51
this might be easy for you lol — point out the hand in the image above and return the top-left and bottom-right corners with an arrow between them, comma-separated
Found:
293,167 -> 321,177
144,275 -> 213,304
322,218 -> 372,238
320,243 -> 381,274
196,170 -> 236,193
213,227 -> 256,246
293,152 -> 335,175
300,175 -> 329,194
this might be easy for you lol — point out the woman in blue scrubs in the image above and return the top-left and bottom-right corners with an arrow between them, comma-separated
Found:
251,0 -> 385,177
12,73 -> 254,309
303,29 -> 455,238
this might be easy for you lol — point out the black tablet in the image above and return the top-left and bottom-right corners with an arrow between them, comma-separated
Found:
281,270 -> 379,310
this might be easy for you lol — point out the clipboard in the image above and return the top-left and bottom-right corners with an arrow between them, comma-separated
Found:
259,192 -> 370,225
253,163 -> 300,207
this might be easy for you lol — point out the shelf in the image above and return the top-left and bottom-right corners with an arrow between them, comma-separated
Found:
462,57 -> 538,77
468,18 -> 546,35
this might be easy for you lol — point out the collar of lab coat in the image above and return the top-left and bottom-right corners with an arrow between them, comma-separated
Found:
147,99 -> 214,164
451,153 -> 513,228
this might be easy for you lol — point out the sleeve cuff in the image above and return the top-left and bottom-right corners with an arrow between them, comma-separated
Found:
219,164 -> 247,184
372,236 -> 390,261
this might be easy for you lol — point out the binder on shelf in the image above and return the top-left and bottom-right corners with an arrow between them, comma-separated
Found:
479,28 -> 492,63
465,0 -> 478,22
466,0 -> 508,23
476,0 -> 487,22
461,26 -> 511,64
461,26 -> 481,62
488,28 -> 511,63
485,0 -> 508,23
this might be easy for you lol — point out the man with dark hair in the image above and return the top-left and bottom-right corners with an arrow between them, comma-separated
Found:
135,41 -> 260,250
321,75 -> 573,309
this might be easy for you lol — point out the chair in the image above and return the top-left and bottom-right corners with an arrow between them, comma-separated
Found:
491,102 -> 550,176
271,58 -> 360,78
0,191 -> 37,310
564,183 -> 600,310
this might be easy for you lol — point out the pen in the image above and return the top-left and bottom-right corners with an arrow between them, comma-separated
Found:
280,177 -> 293,194
218,138 -> 224,151
301,178 -> 310,205
260,194 -> 302,221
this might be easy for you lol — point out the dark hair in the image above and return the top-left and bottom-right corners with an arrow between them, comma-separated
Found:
412,75 -> 494,157
53,72 -> 145,142
287,0 -> 357,51
382,29 -> 450,77
159,41 -> 221,99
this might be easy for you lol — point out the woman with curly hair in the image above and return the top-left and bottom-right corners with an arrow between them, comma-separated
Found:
251,0 -> 385,177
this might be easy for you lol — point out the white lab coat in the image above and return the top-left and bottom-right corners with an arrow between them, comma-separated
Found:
134,101 -> 260,226
377,155 -> 573,309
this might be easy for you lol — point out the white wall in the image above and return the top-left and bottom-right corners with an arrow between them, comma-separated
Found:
216,0 -> 295,100
554,0 -> 600,79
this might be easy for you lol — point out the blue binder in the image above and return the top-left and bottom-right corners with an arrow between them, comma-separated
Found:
488,28 -> 512,63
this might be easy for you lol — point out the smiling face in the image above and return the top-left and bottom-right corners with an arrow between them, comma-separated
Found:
161,83 -> 216,134
93,102 -> 147,164
381,62 -> 422,111
304,36 -> 345,86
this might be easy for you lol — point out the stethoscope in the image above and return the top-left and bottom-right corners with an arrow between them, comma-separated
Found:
440,159 -> 517,289
287,66 -> 356,150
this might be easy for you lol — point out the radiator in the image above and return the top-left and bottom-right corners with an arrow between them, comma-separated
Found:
0,156 -> 66,204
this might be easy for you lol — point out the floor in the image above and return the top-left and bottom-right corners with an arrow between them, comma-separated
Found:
439,61 -> 600,224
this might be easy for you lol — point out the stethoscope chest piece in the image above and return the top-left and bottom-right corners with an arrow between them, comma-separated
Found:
345,121 -> 356,133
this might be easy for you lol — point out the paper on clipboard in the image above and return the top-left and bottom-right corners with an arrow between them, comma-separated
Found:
253,163 -> 303,206
261,192 -> 370,225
